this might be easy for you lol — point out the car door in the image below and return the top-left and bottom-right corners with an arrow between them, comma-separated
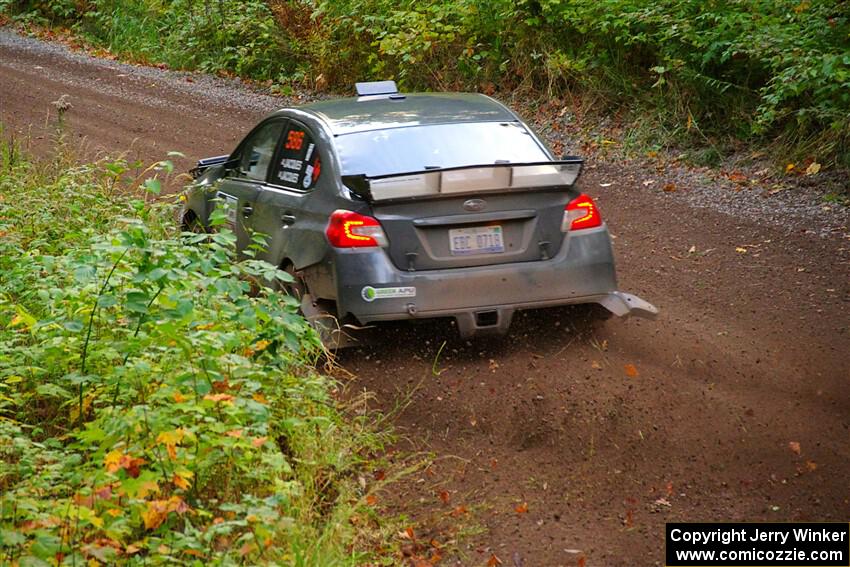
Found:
251,119 -> 330,271
213,119 -> 287,254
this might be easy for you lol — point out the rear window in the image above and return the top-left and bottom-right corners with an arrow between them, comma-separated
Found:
334,122 -> 549,177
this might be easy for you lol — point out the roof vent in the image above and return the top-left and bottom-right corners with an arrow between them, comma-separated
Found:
355,80 -> 399,97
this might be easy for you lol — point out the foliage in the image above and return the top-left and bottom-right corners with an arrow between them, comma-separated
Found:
0,137 -> 390,565
4,0 -> 301,80
310,0 -> 850,164
2,0 -> 848,161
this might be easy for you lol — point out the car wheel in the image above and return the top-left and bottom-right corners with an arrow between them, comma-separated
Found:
275,263 -> 362,350
277,263 -> 307,303
182,210 -> 206,233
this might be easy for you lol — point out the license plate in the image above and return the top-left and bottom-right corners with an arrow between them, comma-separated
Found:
449,225 -> 504,256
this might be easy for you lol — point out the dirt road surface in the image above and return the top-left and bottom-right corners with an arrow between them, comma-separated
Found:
2,29 -> 849,566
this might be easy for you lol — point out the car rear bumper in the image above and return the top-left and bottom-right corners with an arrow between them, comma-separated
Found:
332,226 -> 656,337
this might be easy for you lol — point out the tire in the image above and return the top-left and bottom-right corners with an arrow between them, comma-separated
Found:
276,263 -> 307,304
182,210 -> 206,234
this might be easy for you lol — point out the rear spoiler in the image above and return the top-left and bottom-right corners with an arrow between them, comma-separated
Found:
190,154 -> 233,179
341,158 -> 584,203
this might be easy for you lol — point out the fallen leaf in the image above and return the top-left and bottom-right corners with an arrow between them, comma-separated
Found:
728,171 -> 747,184
578,557 -> 587,567
438,490 -> 450,504
366,494 -> 378,506
203,393 -> 234,404
225,429 -> 243,438
735,247 -> 748,254
451,505 -> 468,517
624,364 -> 639,378
788,441 -> 801,455
488,554 -> 503,566
663,183 -> 677,192
515,502 -> 529,514
591,360 -> 602,370
251,436 -> 268,448
805,162 -> 821,175
786,163 -> 796,173
805,460 -> 818,471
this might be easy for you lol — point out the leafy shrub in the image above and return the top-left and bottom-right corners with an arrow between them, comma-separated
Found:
0,140 -> 389,564
310,0 -> 850,164
3,0 -> 848,163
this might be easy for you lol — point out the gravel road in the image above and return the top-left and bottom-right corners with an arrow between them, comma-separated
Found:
2,28 -> 848,567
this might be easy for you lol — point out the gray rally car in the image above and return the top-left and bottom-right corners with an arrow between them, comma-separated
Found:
182,81 -> 657,344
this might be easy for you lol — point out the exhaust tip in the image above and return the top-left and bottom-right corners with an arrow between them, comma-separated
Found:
475,310 -> 499,327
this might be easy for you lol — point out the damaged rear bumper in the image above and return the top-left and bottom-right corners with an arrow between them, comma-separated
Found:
332,227 -> 657,338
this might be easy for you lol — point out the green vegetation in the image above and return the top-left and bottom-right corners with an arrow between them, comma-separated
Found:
2,0 -> 848,167
0,133 -> 392,564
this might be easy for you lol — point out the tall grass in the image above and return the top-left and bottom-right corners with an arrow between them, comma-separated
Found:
0,130 -> 394,565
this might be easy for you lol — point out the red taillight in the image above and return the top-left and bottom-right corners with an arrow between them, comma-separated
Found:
326,210 -> 388,248
562,193 -> 602,231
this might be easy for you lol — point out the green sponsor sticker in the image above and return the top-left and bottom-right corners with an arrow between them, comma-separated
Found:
361,286 -> 416,302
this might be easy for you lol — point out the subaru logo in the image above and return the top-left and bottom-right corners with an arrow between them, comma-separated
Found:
463,198 -> 486,212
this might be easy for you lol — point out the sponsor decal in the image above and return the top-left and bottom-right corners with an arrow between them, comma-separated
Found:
278,170 -> 299,184
281,158 -> 302,171
361,286 -> 416,302
303,165 -> 314,188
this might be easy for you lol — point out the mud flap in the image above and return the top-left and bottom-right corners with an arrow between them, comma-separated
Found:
598,291 -> 659,319
300,294 -> 366,350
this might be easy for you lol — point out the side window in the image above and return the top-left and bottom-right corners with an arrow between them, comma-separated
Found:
271,121 -> 322,191
240,121 -> 285,182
